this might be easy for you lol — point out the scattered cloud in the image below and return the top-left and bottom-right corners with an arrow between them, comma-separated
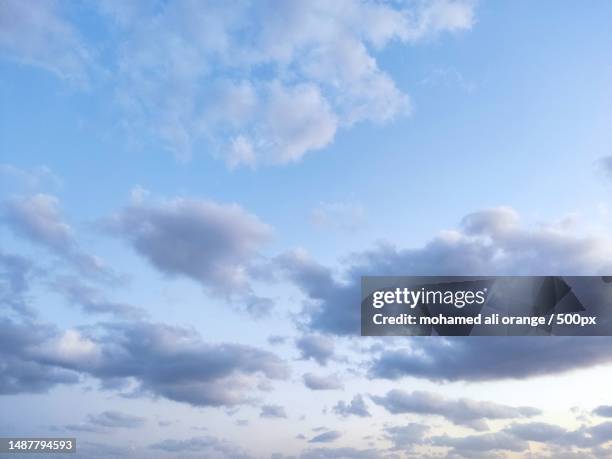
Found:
431,431 -> 529,455
0,317 -> 289,406
2,1 -> 476,165
51,276 -> 145,319
1,194 -> 106,276
260,404 -> 288,419
0,251 -> 37,317
596,156 -> 612,180
371,389 -> 539,430
105,197 -> 272,293
296,334 -> 335,366
369,337 -> 612,382
0,318 -> 79,394
309,430 -> 342,444
150,435 -> 253,459
284,207 -> 612,336
0,0 -> 94,85
594,406 -> 612,418
383,423 -> 429,450
298,447 -> 381,459
66,411 -> 145,433
87,411 -> 145,429
0,164 -> 61,192
303,372 -> 343,391
268,335 -> 288,346
333,394 -> 371,418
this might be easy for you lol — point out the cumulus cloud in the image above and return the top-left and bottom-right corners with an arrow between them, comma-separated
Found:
0,0 -> 93,85
0,318 -> 79,394
383,423 -> 429,450
371,389 -> 539,430
283,207 -> 612,336
105,197 -> 272,293
333,394 -> 371,417
295,334 -> 335,366
303,373 -> 343,391
0,318 -> 288,406
1,1 -> 474,165
260,404 -> 288,419
1,194 -> 106,275
309,430 -> 342,444
369,337 -> 612,382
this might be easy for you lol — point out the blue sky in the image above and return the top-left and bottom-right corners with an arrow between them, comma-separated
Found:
2,1 -> 612,458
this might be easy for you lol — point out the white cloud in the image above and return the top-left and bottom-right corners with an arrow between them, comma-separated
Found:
1,1 -> 476,165
0,0 -> 93,85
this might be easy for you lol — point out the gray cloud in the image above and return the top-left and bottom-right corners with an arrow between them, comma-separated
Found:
309,430 -> 342,444
0,0 -> 93,85
594,406 -> 612,418
268,335 -> 288,346
279,207 -> 612,383
431,431 -> 528,455
0,251 -> 37,317
303,373 -> 343,391
105,197 -> 272,293
369,337 -> 612,382
371,389 -> 539,430
1,194 -> 106,275
295,334 -> 335,366
242,294 -> 275,319
384,423 -> 429,450
260,404 -> 288,419
0,164 -> 61,193
150,436 -> 253,459
283,207 -> 612,336
333,395 -> 371,418
503,422 -> 570,444
0,317 -> 288,406
0,318 -> 79,394
276,249 -> 356,336
65,410 -> 145,433
88,411 -> 145,429
51,276 -> 145,319
597,156 -> 612,180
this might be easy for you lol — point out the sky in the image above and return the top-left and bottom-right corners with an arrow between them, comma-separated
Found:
2,0 -> 612,458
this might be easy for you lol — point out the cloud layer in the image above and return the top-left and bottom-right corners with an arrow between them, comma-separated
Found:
1,0 -> 475,166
